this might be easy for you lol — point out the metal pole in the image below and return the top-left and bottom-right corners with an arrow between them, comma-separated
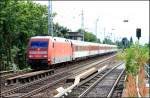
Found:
114,33 -> 116,42
48,0 -> 53,37
95,18 -> 99,42
81,10 -> 84,41
104,27 -> 105,40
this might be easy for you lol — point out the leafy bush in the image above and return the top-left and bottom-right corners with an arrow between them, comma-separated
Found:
117,42 -> 149,76
118,42 -> 149,97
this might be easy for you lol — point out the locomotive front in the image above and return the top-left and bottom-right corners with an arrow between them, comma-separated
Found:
27,36 -> 51,70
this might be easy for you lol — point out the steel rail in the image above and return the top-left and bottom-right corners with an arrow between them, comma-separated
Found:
1,54 -> 116,97
19,55 -> 116,98
54,65 -> 108,97
107,69 -> 125,97
78,62 -> 124,97
0,56 -> 100,96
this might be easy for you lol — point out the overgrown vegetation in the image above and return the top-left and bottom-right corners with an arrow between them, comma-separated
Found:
117,42 -> 149,76
117,42 -> 149,97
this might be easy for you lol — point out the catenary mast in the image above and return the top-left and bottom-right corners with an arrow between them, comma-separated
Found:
48,0 -> 53,37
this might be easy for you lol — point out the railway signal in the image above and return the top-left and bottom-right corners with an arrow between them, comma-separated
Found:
136,28 -> 141,40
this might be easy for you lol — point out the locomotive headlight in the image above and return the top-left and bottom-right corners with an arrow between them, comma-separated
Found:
29,55 -> 33,58
29,51 -> 47,54
29,51 -> 36,54
43,55 -> 47,57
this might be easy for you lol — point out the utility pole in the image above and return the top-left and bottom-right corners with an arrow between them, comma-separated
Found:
81,10 -> 84,41
48,0 -> 53,37
104,27 -> 106,40
114,33 -> 116,42
95,17 -> 99,42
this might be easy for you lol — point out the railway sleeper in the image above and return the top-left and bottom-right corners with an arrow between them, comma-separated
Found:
6,79 -> 18,85
87,81 -> 96,84
18,70 -> 54,84
115,83 -> 124,90
68,88 -> 84,97
110,75 -> 125,97
80,85 -> 89,89
3,93 -> 26,98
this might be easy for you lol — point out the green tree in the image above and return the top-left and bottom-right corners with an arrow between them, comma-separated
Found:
53,23 -> 70,37
122,37 -> 130,49
84,32 -> 97,42
129,36 -> 133,47
97,38 -> 101,43
103,38 -> 113,44
0,0 -> 71,70
115,40 -> 123,49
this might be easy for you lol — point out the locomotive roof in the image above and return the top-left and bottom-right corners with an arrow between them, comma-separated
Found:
30,36 -> 117,47
70,39 -> 112,47
30,36 -> 71,43
52,37 -> 71,43
30,36 -> 52,39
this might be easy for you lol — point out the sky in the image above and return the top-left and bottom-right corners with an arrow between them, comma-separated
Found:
35,1 -> 149,44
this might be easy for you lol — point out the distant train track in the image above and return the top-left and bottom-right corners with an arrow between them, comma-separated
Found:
65,62 -> 125,97
0,54 -> 117,98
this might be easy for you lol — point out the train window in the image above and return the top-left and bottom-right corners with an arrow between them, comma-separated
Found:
31,41 -> 48,48
75,46 -> 78,51
53,42 -> 54,48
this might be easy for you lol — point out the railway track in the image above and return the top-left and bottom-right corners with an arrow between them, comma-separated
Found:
64,62 -> 125,97
0,70 -> 33,79
110,71 -> 126,98
0,53 -> 113,92
0,70 -> 33,91
0,54 -> 117,98
0,70 -> 54,92
0,70 -> 14,76
31,56 -> 119,97
1,53 -> 113,87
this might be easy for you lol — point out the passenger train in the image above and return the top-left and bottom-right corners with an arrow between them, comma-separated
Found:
27,36 -> 117,70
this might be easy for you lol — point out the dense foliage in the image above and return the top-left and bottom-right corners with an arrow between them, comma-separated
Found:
76,29 -> 101,43
103,38 -> 114,44
0,0 -> 69,70
84,32 -> 97,42
117,42 -> 149,97
117,42 -> 149,76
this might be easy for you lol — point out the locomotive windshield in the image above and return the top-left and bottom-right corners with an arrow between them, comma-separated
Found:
31,41 -> 48,48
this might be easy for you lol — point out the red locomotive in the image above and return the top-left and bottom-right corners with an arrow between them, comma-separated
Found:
27,36 -> 117,70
